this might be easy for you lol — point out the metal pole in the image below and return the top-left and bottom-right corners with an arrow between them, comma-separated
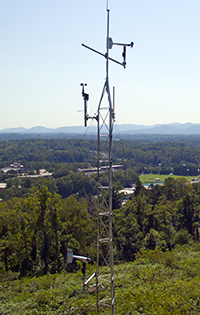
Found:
106,9 -> 115,315
96,9 -> 115,314
113,87 -> 115,118
96,110 -> 100,314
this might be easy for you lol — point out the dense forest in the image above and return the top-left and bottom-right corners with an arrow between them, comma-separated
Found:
1,176 -> 200,277
1,137 -> 200,175
1,136 -> 200,313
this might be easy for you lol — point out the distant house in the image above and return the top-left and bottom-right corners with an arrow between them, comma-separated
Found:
1,162 -> 24,174
119,187 -> 135,196
18,169 -> 52,179
0,183 -> 6,190
191,178 -> 199,184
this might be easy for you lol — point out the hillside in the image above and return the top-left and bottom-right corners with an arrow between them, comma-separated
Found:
1,244 -> 200,314
1,138 -> 200,314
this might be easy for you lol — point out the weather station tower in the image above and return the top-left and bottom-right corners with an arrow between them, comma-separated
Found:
80,3 -> 133,314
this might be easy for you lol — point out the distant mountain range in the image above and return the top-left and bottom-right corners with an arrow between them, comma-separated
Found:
1,123 -> 200,135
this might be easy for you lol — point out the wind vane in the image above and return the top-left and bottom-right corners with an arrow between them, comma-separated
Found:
82,39 -> 133,70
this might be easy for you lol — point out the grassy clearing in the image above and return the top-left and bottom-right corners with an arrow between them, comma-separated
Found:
139,173 -> 198,184
1,244 -> 200,314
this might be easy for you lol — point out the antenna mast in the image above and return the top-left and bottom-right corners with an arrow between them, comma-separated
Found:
81,6 -> 133,315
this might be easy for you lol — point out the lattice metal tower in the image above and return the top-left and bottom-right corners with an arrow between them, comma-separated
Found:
81,6 -> 133,315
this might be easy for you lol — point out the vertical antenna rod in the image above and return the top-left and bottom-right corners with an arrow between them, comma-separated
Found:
106,0 -> 109,11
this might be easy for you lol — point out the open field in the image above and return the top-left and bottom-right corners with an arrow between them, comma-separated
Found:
139,173 -> 198,184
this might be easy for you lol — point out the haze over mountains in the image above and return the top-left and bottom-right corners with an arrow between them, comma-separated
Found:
1,123 -> 200,135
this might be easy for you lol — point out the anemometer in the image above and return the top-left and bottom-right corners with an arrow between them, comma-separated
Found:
80,22 -> 133,127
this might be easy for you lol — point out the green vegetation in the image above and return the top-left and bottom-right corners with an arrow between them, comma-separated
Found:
0,183 -> 96,277
1,177 -> 200,275
0,137 -> 200,177
1,245 -> 200,314
1,137 -> 200,313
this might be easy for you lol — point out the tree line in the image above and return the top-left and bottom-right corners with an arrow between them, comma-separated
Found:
1,138 -> 200,176
1,177 -> 200,276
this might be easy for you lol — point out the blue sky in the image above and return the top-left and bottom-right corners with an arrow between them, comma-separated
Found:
1,0 -> 200,129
